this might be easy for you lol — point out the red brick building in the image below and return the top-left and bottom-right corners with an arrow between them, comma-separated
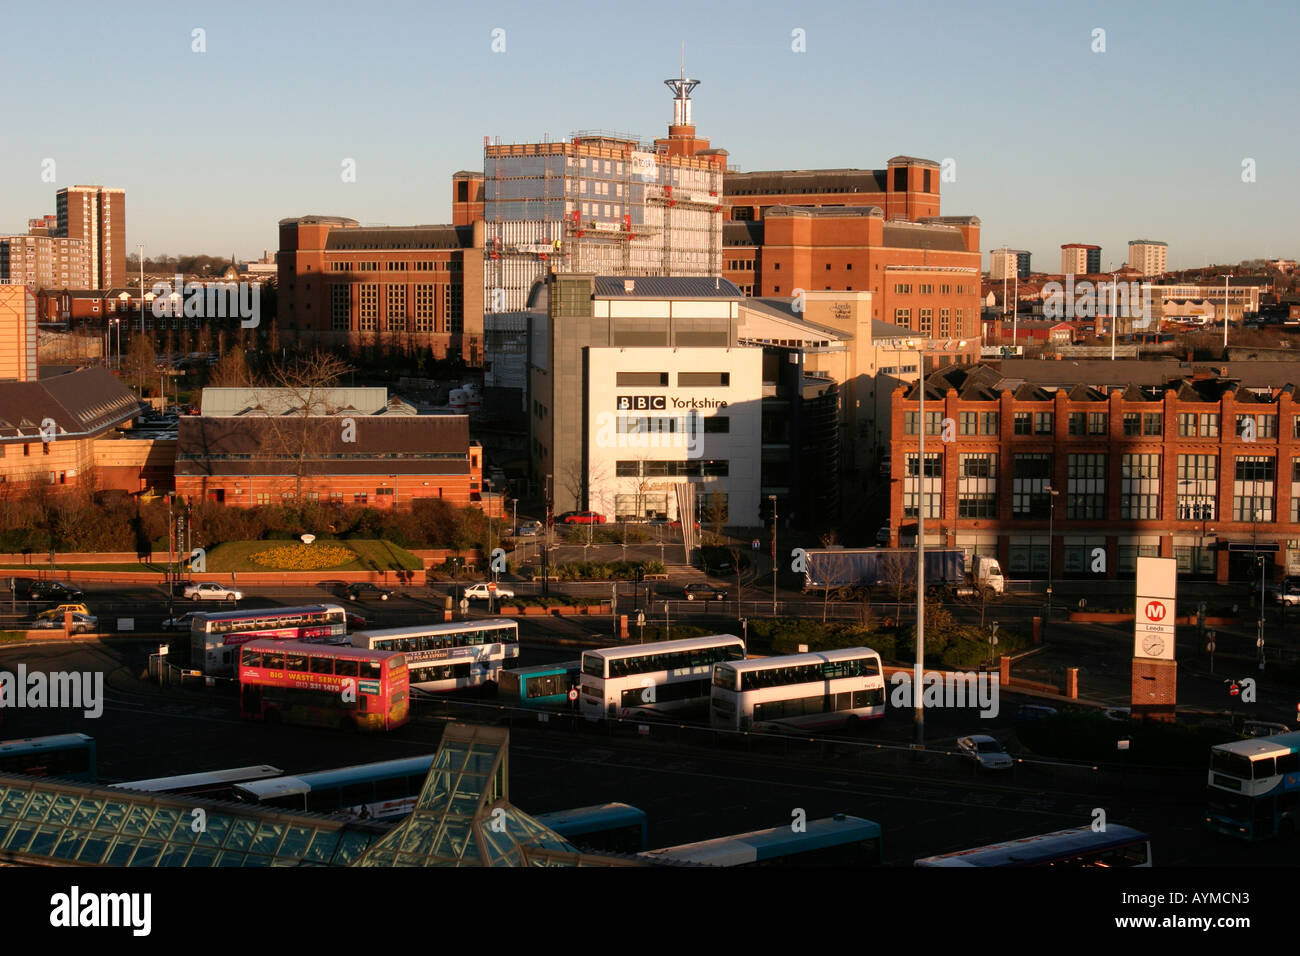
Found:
277,216 -> 485,363
723,158 -> 942,223
890,361 -> 1300,583
173,415 -> 486,510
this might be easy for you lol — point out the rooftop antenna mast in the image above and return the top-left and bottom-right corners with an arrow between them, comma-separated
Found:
665,42 -> 699,126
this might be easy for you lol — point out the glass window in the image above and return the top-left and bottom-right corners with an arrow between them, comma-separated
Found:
1123,413 -> 1140,436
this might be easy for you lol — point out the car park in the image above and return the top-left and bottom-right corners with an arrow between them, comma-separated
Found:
682,583 -> 727,601
344,583 -> 394,602
33,612 -> 97,634
956,734 -> 1014,770
558,511 -> 606,525
182,583 -> 242,602
37,603 -> 91,621
463,583 -> 515,601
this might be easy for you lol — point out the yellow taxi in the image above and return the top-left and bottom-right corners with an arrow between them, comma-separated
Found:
37,603 -> 90,621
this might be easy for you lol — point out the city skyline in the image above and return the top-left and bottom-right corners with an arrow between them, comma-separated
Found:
2,1 -> 1297,269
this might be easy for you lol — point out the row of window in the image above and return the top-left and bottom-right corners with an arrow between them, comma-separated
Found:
330,261 -> 457,272
614,459 -> 729,477
615,416 -> 729,434
905,452 -> 1298,521
893,283 -> 966,295
368,627 -> 518,654
240,648 -> 389,679
615,372 -> 730,388
752,688 -> 886,723
721,656 -> 881,692
584,644 -> 745,679
904,411 -> 1300,439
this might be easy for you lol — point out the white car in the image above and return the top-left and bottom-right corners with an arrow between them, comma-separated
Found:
463,583 -> 515,601
957,735 -> 1014,770
183,583 -> 242,602
1270,581 -> 1300,606
160,611 -> 200,631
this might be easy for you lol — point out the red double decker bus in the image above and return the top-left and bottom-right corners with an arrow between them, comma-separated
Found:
238,640 -> 409,732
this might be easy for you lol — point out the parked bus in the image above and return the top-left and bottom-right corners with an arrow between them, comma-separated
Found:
1206,731 -> 1300,840
499,661 -> 581,708
233,755 -> 436,820
109,765 -> 283,799
238,639 -> 409,732
534,803 -> 648,853
913,825 -> 1151,866
710,647 -> 886,733
580,635 -> 747,721
349,619 -> 519,694
0,733 -> 96,783
639,814 -> 881,867
191,604 -> 349,676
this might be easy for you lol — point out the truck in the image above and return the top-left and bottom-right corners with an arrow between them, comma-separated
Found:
801,548 -> 1005,595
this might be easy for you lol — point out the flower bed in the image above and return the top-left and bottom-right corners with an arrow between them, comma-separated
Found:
249,543 -> 356,570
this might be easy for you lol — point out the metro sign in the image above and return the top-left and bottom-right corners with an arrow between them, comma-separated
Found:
1142,600 -> 1170,624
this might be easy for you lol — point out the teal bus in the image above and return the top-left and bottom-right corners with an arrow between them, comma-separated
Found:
533,803 -> 648,853
233,754 -> 436,820
0,734 -> 96,783
1206,731 -> 1300,840
638,814 -> 881,867
499,661 -> 581,708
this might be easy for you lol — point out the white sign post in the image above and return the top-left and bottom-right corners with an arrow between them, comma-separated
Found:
1134,557 -> 1177,660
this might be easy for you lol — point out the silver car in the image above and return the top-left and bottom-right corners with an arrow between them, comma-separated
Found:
183,583 -> 242,602
33,612 -> 98,634
957,734 -> 1014,770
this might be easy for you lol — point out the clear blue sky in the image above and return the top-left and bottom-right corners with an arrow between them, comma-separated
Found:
2,0 -> 1295,270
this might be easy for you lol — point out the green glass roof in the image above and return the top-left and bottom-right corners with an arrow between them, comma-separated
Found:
0,724 -> 646,868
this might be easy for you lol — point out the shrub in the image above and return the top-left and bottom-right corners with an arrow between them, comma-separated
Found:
249,543 -> 355,570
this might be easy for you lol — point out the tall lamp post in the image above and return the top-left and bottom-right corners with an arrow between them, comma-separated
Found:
1045,485 -> 1060,630
769,494 -> 777,616
137,244 -> 145,335
1257,555 -> 1267,671
906,338 -> 926,748
1220,273 -> 1233,353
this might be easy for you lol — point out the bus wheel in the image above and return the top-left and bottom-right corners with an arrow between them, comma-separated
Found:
844,715 -> 861,735
264,708 -> 281,726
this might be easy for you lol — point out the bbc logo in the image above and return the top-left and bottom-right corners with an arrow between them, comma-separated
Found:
616,396 -> 667,411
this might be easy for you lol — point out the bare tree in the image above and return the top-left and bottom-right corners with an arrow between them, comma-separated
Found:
257,351 -> 355,502
820,529 -> 839,623
208,346 -> 255,388
879,551 -> 914,625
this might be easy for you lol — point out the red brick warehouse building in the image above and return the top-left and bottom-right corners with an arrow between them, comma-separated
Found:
890,359 -> 1300,583
174,415 -> 489,511
720,158 -> 982,343
277,215 -> 485,363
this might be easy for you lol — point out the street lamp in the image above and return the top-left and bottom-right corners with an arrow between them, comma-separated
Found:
1220,274 -> 1233,352
769,494 -> 778,616
1045,485 -> 1061,628
1257,555 -> 1267,672
137,244 -> 145,335
905,337 -> 926,748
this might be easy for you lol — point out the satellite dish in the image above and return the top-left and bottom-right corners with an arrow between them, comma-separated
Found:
301,534 -> 316,545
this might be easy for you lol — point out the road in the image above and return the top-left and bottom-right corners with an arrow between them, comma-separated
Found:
1,640 -> 1290,865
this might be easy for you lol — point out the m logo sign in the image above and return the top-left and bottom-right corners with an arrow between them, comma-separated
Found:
1144,600 -> 1168,623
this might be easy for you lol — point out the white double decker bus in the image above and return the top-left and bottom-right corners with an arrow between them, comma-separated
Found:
348,619 -> 519,693
190,603 -> 349,676
580,635 -> 746,721
710,647 -> 886,733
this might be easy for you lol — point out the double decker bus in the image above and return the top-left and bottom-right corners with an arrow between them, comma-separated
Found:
238,640 -> 409,732
1206,731 -> 1300,839
499,661 -> 581,708
233,755 -> 436,820
913,825 -> 1151,866
0,734 -> 96,782
191,604 -> 348,676
710,647 -> 886,733
638,814 -> 881,867
533,803 -> 648,853
579,635 -> 746,721
349,619 -> 519,694
109,765 -> 283,799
